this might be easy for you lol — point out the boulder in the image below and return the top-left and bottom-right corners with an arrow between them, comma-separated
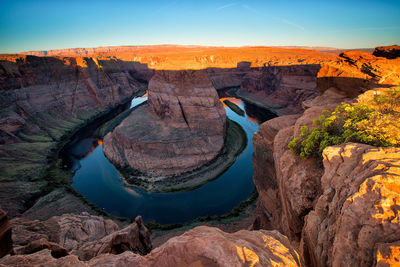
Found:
11,213 -> 151,260
15,238 -> 68,258
75,216 -> 151,260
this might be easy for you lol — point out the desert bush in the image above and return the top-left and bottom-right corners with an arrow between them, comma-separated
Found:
289,89 -> 400,159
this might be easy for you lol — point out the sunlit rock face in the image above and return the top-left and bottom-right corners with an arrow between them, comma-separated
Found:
0,226 -> 303,266
252,87 -> 400,266
301,144 -> 400,267
103,70 -> 226,176
373,45 -> 400,59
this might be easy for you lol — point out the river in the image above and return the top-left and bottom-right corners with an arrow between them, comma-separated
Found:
62,94 -> 275,224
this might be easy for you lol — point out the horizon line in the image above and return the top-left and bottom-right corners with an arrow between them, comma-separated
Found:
1,43 -> 383,55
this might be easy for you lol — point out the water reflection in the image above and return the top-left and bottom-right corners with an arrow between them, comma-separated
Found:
67,94 -> 275,224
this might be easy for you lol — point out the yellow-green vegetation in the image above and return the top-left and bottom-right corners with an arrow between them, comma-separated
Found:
289,89 -> 400,159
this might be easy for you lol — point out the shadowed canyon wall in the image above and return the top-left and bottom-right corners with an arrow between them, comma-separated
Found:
0,55 -> 151,217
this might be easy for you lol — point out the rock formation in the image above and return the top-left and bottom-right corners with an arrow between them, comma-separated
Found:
10,212 -> 151,261
252,84 -> 400,266
317,50 -> 400,97
373,45 -> 400,59
0,208 -> 13,258
301,143 -> 400,267
103,69 -> 226,176
239,64 -> 321,115
0,55 -> 151,217
0,226 -> 302,266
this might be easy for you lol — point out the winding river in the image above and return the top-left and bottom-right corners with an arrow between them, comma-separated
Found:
63,95 -> 275,224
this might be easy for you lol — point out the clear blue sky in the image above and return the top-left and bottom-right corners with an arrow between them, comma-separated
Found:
1,0 -> 399,53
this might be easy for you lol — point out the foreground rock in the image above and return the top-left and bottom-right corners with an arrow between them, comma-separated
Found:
0,226 -> 302,266
103,69 -> 226,176
0,208 -> 13,258
301,144 -> 400,267
10,212 -> 151,261
252,86 -> 400,266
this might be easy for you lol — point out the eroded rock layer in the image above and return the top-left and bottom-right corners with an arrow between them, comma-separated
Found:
252,85 -> 400,266
0,226 -> 302,267
238,64 -> 321,115
0,55 -> 151,217
103,70 -> 226,176
10,212 -> 151,261
302,144 -> 400,267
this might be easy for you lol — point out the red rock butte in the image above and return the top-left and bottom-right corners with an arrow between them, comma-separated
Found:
103,69 -> 226,176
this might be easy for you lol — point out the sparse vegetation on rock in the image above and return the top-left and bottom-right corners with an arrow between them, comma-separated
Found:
289,88 -> 400,159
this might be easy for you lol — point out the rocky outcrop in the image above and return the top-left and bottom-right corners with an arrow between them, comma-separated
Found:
0,208 -> 12,258
251,114 -> 300,231
15,238 -> 68,259
317,50 -> 400,97
375,241 -> 400,266
301,144 -> 400,267
10,212 -> 151,261
253,86 -> 400,266
75,216 -> 151,260
0,226 -> 302,266
373,45 -> 400,59
252,87 -> 348,236
103,69 -> 226,176
238,64 -> 321,115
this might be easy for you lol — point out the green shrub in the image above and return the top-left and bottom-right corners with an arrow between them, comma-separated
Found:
289,89 -> 400,159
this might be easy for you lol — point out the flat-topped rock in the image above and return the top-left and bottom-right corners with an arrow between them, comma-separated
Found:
103,70 -> 226,176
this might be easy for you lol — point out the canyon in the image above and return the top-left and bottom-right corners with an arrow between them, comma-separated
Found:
0,45 -> 400,266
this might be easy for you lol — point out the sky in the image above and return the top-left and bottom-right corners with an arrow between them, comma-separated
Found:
0,0 -> 399,53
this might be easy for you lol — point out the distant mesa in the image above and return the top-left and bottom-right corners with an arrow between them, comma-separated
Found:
103,69 -> 226,176
373,45 -> 400,59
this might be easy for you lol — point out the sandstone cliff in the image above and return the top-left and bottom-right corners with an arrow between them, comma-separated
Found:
0,55 -> 150,217
103,69 -> 226,176
238,64 -> 321,115
252,83 -> 400,266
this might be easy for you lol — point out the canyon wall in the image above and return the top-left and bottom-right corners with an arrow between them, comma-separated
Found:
238,64 -> 321,115
252,51 -> 400,266
0,55 -> 151,217
0,50 -> 324,218
103,70 -> 226,176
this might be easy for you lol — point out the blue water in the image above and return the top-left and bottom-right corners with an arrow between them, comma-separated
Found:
70,96 -> 272,224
